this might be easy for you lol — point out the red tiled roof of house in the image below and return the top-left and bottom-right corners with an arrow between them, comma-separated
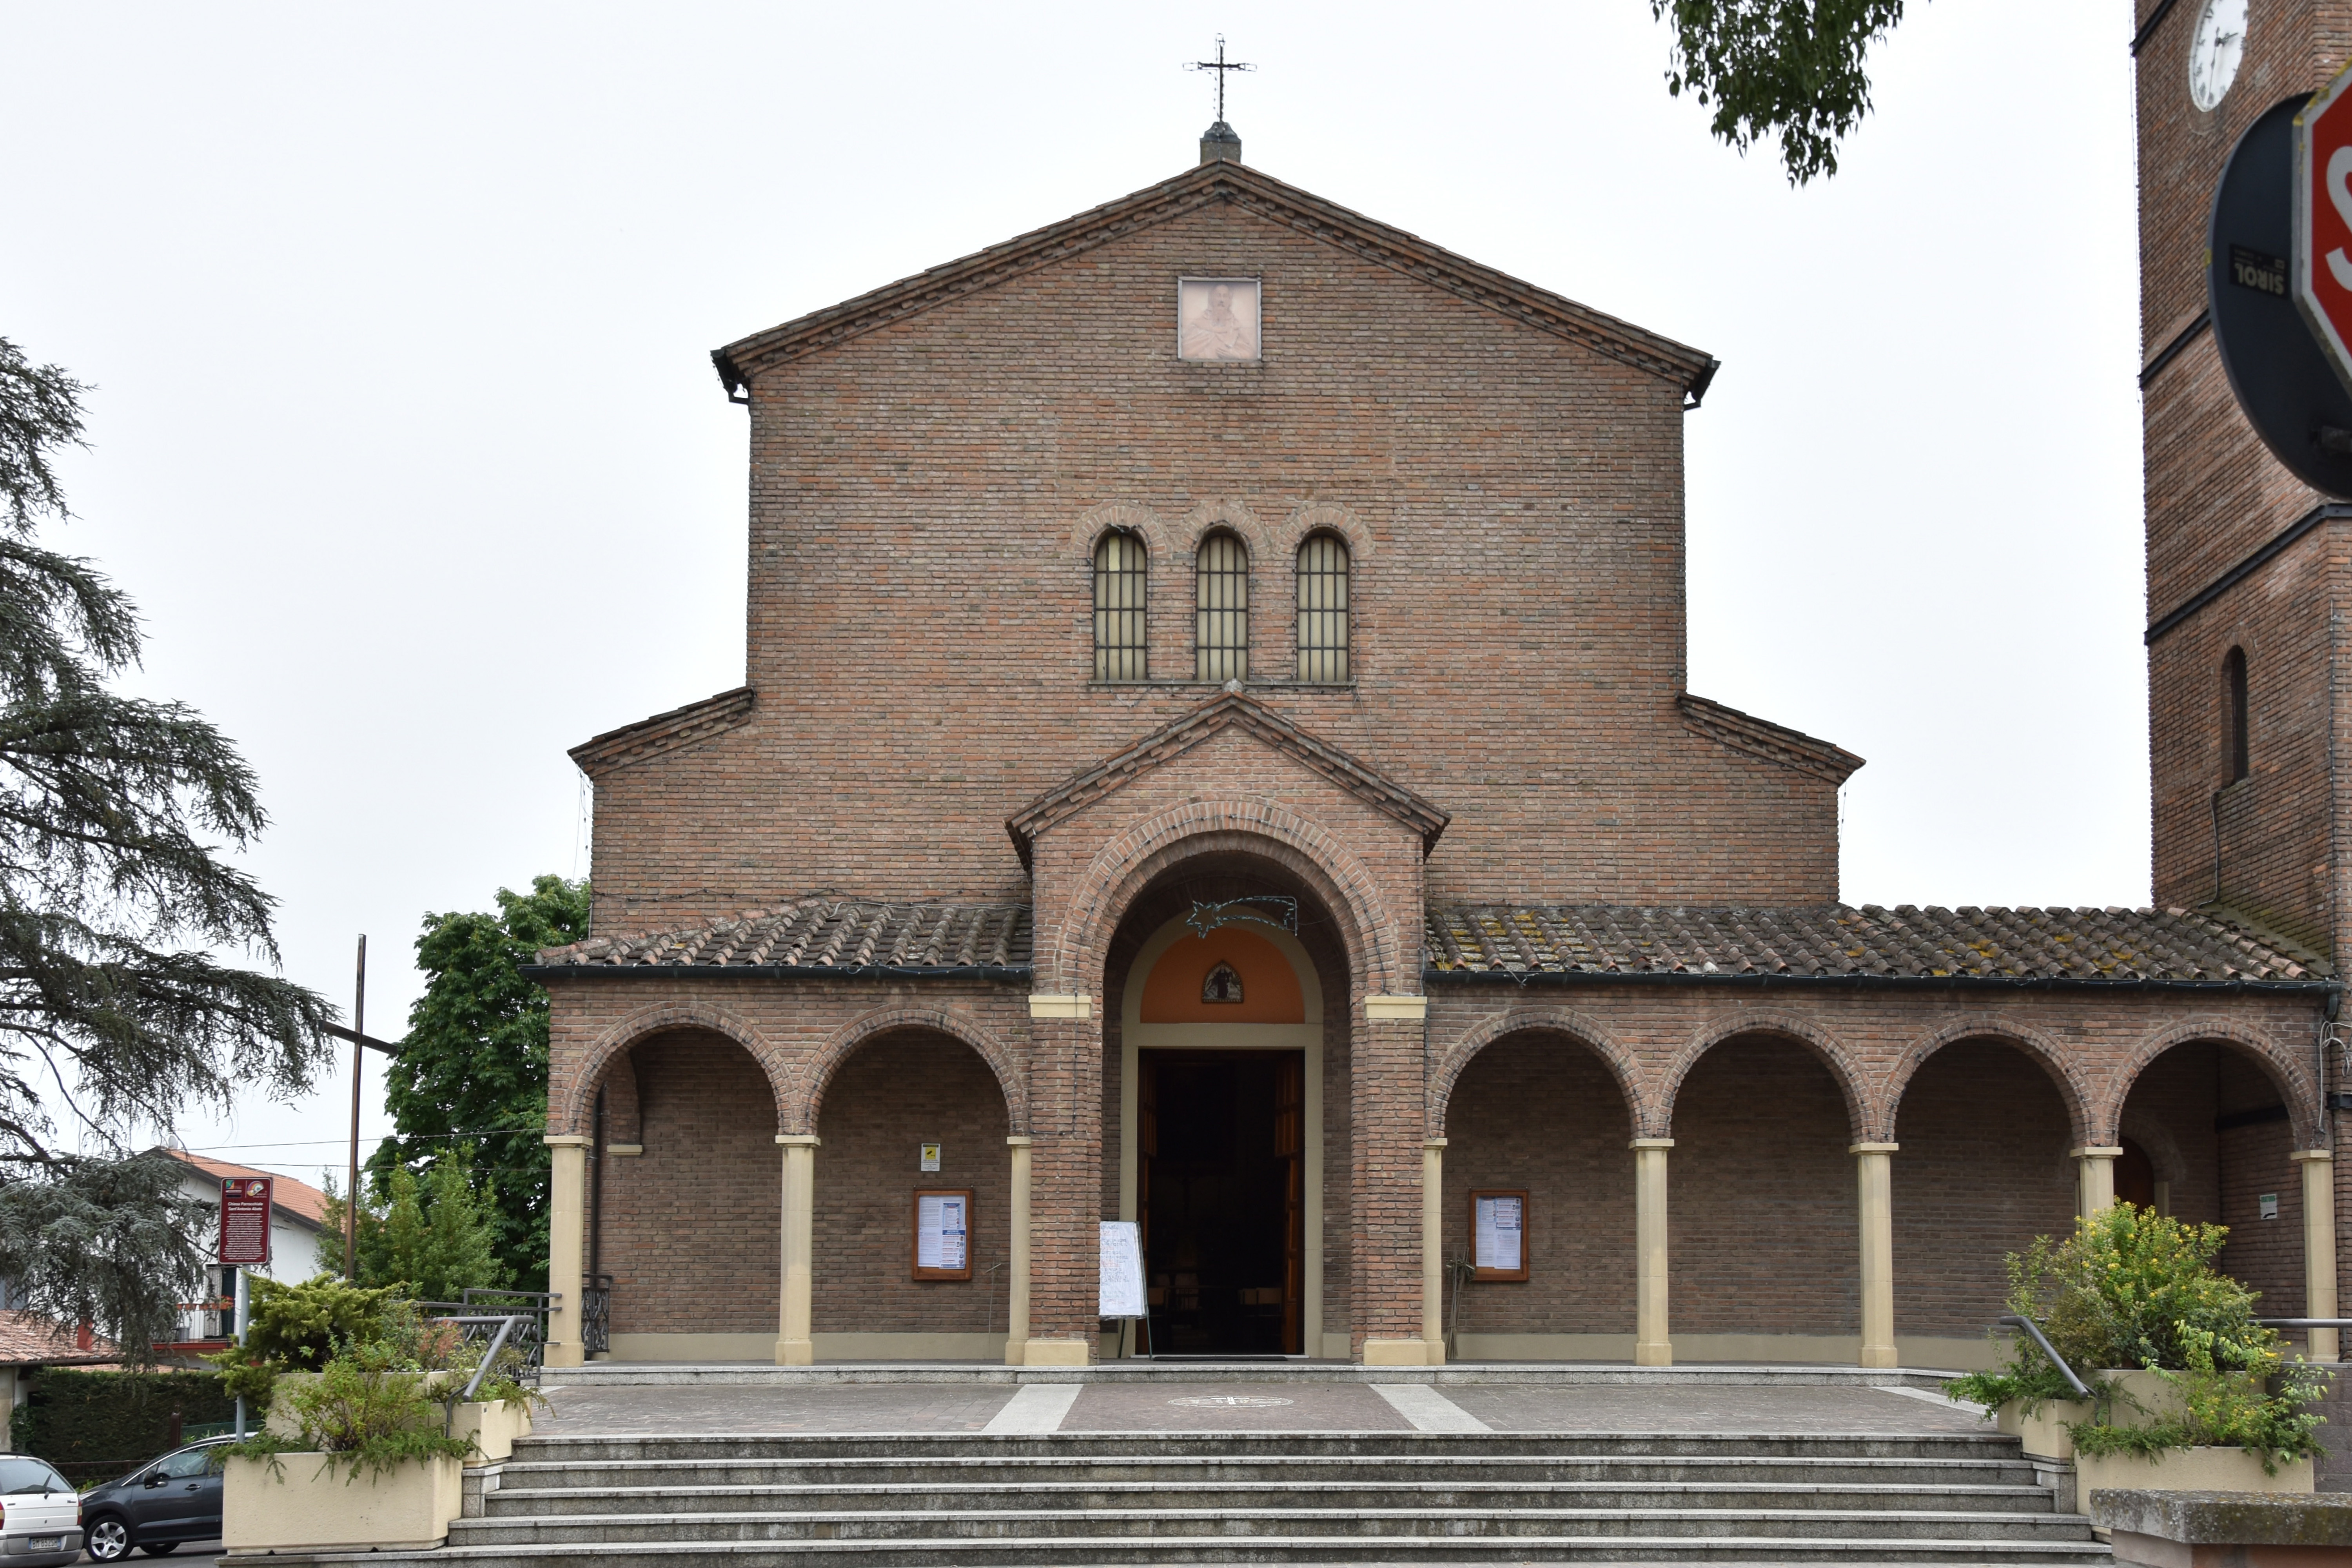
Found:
0,1310 -> 114,1366
158,1149 -> 330,1227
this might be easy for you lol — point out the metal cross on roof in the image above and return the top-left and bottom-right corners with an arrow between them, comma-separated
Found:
1185,34 -> 1255,125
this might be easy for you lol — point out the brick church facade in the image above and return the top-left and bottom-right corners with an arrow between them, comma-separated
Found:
528,93 -> 2346,1368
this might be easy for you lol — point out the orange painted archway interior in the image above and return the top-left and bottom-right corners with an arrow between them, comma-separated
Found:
1139,926 -> 1306,1024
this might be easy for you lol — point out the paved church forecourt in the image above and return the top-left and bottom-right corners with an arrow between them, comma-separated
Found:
522,118 -> 2350,1378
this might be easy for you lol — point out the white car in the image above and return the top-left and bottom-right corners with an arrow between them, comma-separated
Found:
0,1455 -> 80,1565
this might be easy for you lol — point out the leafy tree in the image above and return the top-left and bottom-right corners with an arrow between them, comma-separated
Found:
320,1148 -> 508,1301
0,338 -> 333,1362
370,876 -> 589,1292
1651,0 -> 1911,185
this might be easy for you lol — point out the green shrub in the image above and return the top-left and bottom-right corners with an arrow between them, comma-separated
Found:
205,1274 -> 400,1409
1944,1203 -> 2328,1467
11,1368 -> 234,1484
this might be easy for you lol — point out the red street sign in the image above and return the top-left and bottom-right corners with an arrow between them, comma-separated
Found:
2297,66 -> 2352,392
218,1177 -> 271,1267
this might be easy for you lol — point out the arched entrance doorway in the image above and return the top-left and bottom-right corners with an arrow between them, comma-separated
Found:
1102,855 -> 1349,1359
1122,912 -> 1320,1354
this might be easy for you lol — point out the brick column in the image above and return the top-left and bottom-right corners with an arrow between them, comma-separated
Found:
1356,998 -> 1430,1365
1005,1135 -> 1034,1366
1024,998 -> 1101,1365
543,1135 -> 588,1369
1852,1143 -> 1898,1370
1632,1138 -> 1673,1367
2073,1145 -> 2122,1216
776,1134 -> 818,1366
2294,1150 -> 2338,1361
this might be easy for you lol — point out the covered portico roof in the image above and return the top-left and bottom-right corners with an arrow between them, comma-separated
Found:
533,899 -> 2333,992
1424,904 -> 2336,990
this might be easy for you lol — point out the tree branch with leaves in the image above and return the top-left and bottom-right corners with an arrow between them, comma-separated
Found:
0,336 -> 336,1363
1652,0 -> 1911,185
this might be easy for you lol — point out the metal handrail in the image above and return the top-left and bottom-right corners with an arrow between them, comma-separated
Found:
1996,1314 -> 2092,1398
2256,1318 -> 2352,1328
460,1316 -> 517,1403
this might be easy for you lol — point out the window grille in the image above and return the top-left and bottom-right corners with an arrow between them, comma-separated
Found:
1196,531 -> 1249,682
1296,533 -> 1349,682
2223,645 -> 2250,783
1093,532 -> 1148,681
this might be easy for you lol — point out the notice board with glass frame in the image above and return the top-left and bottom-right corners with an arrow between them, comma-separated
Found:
912,1189 -> 974,1280
1469,1189 -> 1529,1281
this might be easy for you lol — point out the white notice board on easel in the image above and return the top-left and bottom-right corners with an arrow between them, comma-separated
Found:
1098,1220 -> 1146,1319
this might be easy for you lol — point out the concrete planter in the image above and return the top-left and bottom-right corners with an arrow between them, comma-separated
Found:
1995,1396 -> 2092,1461
2076,1446 -> 2314,1499
450,1398 -> 533,1464
221,1452 -> 464,1552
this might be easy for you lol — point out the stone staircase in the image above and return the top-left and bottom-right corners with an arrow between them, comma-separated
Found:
239,1427 -> 2111,1565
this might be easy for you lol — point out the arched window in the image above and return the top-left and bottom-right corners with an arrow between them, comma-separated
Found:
2223,645 -> 2250,783
1093,532 -> 1147,681
1195,531 -> 1249,682
1296,533 -> 1349,682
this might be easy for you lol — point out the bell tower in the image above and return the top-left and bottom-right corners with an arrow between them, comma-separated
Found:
2139,0 -> 2352,956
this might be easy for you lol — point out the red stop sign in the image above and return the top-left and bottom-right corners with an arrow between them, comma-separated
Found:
2298,65 -> 2352,391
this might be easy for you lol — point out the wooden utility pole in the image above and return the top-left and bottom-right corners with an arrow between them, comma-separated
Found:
345,934 -> 365,1279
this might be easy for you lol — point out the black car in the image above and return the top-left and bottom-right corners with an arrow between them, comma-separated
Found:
78,1437 -> 231,1562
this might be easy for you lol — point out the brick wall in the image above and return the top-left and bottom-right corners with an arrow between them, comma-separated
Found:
812,1031 -> 1012,1334
1670,1035 -> 1859,1336
579,187 -> 1842,939
599,1031 -> 781,1335
1889,1039 -> 2077,1340
1439,1032 -> 1635,1335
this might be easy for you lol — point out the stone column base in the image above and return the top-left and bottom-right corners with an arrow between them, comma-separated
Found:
1022,1339 -> 1089,1367
773,1336 -> 813,1366
1362,1338 -> 1432,1366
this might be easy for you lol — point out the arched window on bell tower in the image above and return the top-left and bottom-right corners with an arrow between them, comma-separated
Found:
2222,645 -> 2250,784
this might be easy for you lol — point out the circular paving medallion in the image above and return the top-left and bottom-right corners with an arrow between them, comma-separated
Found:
1167,1394 -> 1294,1408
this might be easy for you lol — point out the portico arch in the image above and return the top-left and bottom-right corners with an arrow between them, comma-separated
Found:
1883,1014 -> 2097,1147
794,1005 -> 1029,1136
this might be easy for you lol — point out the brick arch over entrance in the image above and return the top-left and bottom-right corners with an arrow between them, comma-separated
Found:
1660,1010 -> 1871,1144
2104,1016 -> 2321,1148
1051,801 -> 1399,998
791,1006 -> 1027,1136
1883,1015 -> 2096,1147
1427,1007 -> 1653,1138
559,1001 -> 782,1135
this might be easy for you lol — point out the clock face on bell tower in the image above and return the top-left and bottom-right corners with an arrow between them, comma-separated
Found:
2138,0 -> 2352,959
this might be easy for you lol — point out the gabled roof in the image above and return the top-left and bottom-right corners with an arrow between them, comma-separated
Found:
530,899 -> 1031,978
1677,694 -> 1864,785
1005,690 -> 1450,871
570,686 -> 756,777
1425,904 -> 2335,987
0,1310 -> 115,1368
713,160 -> 1719,399
156,1149 -> 330,1229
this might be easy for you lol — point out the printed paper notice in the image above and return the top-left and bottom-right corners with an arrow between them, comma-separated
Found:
1474,1194 -> 1522,1272
1099,1220 -> 1147,1318
918,1193 -> 967,1270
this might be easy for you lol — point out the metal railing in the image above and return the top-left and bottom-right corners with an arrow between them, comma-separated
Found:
581,1275 -> 612,1358
418,1310 -> 546,1387
1995,1314 -> 2092,1397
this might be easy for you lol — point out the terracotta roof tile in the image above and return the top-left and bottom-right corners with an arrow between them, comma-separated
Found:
533,899 -> 1031,974
159,1150 -> 331,1227
0,1310 -> 115,1365
1424,904 -> 2334,985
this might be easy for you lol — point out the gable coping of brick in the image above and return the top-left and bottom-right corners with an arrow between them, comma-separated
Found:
1677,693 -> 1865,785
570,686 -> 756,777
1004,688 -> 1450,872
1424,902 -> 2336,987
712,160 -> 1717,395
530,897 -> 1033,977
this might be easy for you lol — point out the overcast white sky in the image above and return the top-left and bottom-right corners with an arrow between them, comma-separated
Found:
0,0 -> 2145,1181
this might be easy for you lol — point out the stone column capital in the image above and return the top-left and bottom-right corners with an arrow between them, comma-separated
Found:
2069,1145 -> 2126,1159
776,1134 -> 822,1147
1629,1138 -> 1675,1151
1849,1142 -> 1900,1155
2291,1148 -> 2334,1162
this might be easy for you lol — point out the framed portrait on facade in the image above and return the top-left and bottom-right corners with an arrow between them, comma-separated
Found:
912,1189 -> 974,1281
1178,277 -> 1261,361
1468,1189 -> 1529,1282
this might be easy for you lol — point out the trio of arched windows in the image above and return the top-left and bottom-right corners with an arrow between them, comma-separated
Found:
1093,530 -> 1351,684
